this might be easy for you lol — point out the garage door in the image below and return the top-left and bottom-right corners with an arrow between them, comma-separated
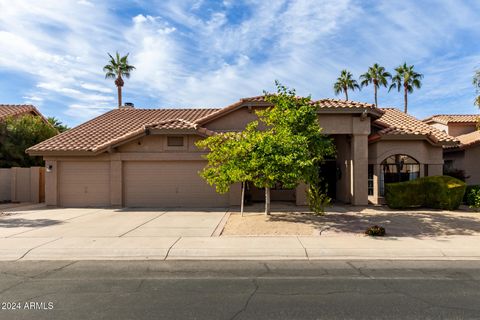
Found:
124,161 -> 228,207
58,161 -> 110,207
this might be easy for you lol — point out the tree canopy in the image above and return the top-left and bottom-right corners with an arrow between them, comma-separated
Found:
474,69 -> 480,107
0,115 -> 57,168
360,63 -> 391,106
197,82 -> 335,214
48,117 -> 69,133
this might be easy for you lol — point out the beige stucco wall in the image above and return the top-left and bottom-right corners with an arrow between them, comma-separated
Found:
0,169 -> 11,201
204,107 -> 266,131
0,167 -> 43,203
448,123 -> 477,137
463,146 -> 480,185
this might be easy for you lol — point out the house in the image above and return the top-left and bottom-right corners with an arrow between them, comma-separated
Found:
0,104 -> 48,122
424,114 -> 479,185
27,97 -> 456,208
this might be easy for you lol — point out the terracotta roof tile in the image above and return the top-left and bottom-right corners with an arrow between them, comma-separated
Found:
449,130 -> 480,149
0,104 -> 39,119
423,114 -> 479,125
375,108 -> 457,144
27,108 -> 218,154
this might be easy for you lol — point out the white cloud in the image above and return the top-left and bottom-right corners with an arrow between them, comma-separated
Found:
0,0 -> 479,126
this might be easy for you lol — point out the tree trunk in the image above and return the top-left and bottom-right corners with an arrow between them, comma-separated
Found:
345,87 -> 348,101
374,84 -> 378,106
117,85 -> 122,108
404,85 -> 408,113
241,181 -> 245,217
265,186 -> 270,216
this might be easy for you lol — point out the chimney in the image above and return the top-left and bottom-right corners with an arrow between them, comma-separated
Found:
120,102 -> 135,109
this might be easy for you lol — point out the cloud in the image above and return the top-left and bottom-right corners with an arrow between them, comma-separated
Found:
0,0 -> 479,126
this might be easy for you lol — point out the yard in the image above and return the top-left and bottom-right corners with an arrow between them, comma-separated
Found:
221,203 -> 480,237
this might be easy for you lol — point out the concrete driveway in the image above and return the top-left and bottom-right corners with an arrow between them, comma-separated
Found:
0,207 -> 228,238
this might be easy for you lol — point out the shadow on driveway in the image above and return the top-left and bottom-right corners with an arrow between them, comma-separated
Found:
0,218 -> 63,229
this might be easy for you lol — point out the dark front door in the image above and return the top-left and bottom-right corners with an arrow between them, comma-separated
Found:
319,160 -> 337,200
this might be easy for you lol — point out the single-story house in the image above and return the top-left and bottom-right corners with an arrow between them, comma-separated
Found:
27,97 -> 456,208
424,114 -> 480,185
0,104 -> 48,122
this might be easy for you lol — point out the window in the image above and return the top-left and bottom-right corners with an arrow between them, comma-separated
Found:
368,164 -> 374,196
379,154 -> 420,196
167,136 -> 184,147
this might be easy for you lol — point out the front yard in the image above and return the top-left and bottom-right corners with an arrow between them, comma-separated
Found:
222,204 -> 480,237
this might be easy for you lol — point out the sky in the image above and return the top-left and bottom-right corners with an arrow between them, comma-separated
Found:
0,0 -> 479,127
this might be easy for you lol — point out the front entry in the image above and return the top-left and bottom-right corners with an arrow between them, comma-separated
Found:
320,160 -> 337,200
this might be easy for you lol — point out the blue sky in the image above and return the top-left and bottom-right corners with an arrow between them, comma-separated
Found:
0,0 -> 479,126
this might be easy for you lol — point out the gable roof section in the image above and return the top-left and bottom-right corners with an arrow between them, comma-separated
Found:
423,114 -> 479,125
446,130 -> 480,150
372,108 -> 457,145
195,96 -> 383,125
0,104 -> 42,120
27,108 -> 218,155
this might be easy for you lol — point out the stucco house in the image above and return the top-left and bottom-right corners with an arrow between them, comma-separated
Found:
27,97 -> 456,208
424,115 -> 480,185
0,104 -> 48,122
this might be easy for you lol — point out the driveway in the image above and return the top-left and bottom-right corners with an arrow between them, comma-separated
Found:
0,207 -> 228,238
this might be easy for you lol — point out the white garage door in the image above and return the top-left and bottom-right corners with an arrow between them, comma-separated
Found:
58,161 -> 110,207
124,161 -> 228,207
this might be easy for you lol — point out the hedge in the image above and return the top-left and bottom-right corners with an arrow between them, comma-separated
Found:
464,185 -> 480,206
385,176 -> 466,210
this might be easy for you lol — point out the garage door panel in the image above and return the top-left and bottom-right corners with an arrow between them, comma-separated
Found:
59,162 -> 110,207
124,161 -> 228,207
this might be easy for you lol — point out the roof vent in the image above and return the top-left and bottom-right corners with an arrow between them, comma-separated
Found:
123,102 -> 135,108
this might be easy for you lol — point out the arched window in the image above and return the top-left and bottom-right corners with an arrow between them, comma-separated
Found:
379,154 -> 420,196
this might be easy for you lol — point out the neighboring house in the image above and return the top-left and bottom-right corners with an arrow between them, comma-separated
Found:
27,97 -> 456,208
424,114 -> 479,185
0,104 -> 48,122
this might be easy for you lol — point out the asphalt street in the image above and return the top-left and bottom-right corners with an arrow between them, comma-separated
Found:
0,260 -> 480,319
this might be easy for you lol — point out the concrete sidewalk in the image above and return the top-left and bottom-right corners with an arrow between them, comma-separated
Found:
2,235 -> 480,261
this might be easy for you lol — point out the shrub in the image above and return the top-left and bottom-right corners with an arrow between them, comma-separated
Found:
385,176 -> 466,210
465,185 -> 480,210
307,182 -> 331,215
365,225 -> 386,236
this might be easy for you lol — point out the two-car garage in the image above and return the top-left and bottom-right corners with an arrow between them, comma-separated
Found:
57,161 -> 228,207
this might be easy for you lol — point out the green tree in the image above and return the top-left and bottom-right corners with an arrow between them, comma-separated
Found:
103,52 -> 135,108
48,117 -> 69,133
474,69 -> 480,107
360,63 -> 391,106
333,70 -> 360,100
197,82 -> 335,215
0,115 -> 57,167
389,63 -> 423,113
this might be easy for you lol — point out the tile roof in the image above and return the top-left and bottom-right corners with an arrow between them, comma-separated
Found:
196,96 -> 382,124
448,130 -> 480,149
27,108 -> 218,154
0,104 -> 40,120
374,108 -> 457,144
423,114 -> 479,125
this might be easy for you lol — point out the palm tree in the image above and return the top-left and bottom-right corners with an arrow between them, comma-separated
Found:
360,63 -> 391,107
389,63 -> 423,113
103,52 -> 135,108
474,69 -> 480,107
333,70 -> 360,100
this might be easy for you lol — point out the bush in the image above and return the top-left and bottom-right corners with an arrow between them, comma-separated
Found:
385,176 -> 466,210
465,185 -> 480,210
365,225 -> 386,236
306,182 -> 331,215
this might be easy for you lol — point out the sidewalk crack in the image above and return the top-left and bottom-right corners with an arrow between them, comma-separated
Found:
15,237 -> 62,261
164,237 -> 182,260
296,236 -> 309,260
